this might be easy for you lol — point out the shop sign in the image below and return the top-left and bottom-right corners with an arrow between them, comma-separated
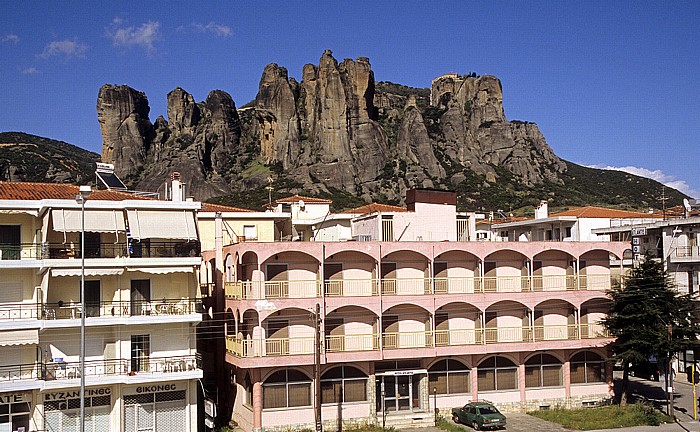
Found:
45,388 -> 111,401
0,393 -> 31,404
125,383 -> 179,395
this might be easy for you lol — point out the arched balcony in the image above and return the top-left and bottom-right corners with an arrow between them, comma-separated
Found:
482,250 -> 529,292
434,302 -> 481,346
579,250 -> 619,291
261,308 -> 315,356
433,251 -> 480,294
580,298 -> 611,339
226,308 -> 260,357
484,301 -> 529,343
324,306 -> 378,353
382,304 -> 431,349
324,251 -> 377,297
533,299 -> 576,341
532,250 -> 576,291
381,251 -> 430,296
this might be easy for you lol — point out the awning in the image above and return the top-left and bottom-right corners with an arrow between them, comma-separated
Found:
51,209 -> 126,233
126,210 -> 197,241
127,267 -> 195,274
51,268 -> 124,277
0,329 -> 39,346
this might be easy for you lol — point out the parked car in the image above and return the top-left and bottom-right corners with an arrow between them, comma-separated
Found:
452,401 -> 506,430
629,361 -> 661,381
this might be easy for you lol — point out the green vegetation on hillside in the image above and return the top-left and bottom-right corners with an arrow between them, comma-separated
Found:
0,132 -> 100,184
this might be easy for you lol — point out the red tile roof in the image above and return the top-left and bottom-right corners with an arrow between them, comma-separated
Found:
274,194 -> 332,204
0,182 -> 154,201
200,202 -> 254,213
550,206 -> 661,219
340,203 -> 407,214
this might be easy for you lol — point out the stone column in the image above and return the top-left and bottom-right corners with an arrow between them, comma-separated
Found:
518,356 -> 526,410
471,363 -> 479,401
253,369 -> 263,432
564,359 -> 571,407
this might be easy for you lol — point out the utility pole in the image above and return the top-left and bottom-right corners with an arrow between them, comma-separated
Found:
314,303 -> 322,432
668,323 -> 675,419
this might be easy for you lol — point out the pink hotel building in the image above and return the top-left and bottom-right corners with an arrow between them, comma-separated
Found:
205,191 -> 629,431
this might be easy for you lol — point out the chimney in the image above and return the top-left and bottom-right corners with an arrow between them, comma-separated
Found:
534,200 -> 548,219
170,172 -> 183,202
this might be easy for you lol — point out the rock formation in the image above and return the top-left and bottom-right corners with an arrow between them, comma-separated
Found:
98,51 -> 567,203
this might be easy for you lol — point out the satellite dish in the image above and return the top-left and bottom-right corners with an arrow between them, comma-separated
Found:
299,200 -> 305,208
684,198 -> 692,213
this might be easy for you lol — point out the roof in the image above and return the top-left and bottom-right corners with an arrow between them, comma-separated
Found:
200,202 -> 254,213
0,182 -> 154,201
274,194 -> 332,204
476,216 -> 528,225
340,203 -> 407,214
549,206 -> 662,219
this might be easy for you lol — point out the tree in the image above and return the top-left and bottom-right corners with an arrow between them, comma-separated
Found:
603,253 -> 700,406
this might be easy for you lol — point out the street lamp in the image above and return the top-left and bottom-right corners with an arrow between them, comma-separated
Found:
75,185 -> 91,432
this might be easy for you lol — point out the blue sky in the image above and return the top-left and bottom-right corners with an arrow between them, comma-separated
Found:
1,1 -> 698,197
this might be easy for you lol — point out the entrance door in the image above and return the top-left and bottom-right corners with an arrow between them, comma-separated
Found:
377,374 -> 421,412
84,280 -> 101,317
131,279 -> 151,316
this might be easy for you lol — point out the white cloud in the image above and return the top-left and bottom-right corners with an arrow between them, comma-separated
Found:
191,21 -> 232,37
107,18 -> 161,54
587,164 -> 700,198
1,34 -> 19,44
21,66 -> 40,75
40,38 -> 87,59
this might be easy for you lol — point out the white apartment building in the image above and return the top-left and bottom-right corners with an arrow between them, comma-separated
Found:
0,182 -> 202,432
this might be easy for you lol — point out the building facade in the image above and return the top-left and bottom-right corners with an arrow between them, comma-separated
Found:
212,239 -> 628,431
0,182 -> 202,432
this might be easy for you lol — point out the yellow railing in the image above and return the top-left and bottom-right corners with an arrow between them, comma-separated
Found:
382,331 -> 433,349
224,274 -> 620,299
580,323 -> 610,339
380,278 -> 431,295
325,279 -> 379,297
226,324 -> 612,357
325,334 -> 379,352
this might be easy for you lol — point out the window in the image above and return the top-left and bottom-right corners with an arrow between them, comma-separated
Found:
476,232 -> 487,240
477,356 -> 517,391
429,359 -> 469,394
244,373 -> 253,407
525,354 -> 563,388
124,390 -> 186,432
45,394 -> 110,432
263,369 -> 311,409
131,335 -> 150,372
321,366 -> 367,404
565,227 -> 572,238
0,225 -> 20,260
243,225 -> 257,241
570,351 -> 605,384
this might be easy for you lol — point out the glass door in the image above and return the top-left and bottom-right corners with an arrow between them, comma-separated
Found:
377,375 -> 419,412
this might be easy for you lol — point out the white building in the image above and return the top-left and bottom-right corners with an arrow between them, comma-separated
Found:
0,182 -> 202,432
492,201 -> 661,242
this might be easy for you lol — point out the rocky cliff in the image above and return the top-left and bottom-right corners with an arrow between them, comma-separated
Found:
98,51 -> 569,204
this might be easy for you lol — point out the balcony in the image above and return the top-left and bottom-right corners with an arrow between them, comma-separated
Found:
0,241 -> 202,261
225,274 -> 620,300
226,324 -> 610,358
0,303 -> 40,320
0,363 -> 40,382
671,246 -> 700,263
43,354 -> 200,381
40,298 -> 202,320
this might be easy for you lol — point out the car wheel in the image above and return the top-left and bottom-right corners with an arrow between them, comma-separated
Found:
453,415 -> 460,424
472,420 -> 481,430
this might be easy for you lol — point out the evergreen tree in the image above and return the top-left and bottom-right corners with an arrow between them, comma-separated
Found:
603,253 -> 700,406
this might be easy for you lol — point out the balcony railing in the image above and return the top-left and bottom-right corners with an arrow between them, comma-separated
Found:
226,323 -> 611,357
0,241 -> 202,260
325,334 -> 379,352
673,246 -> 700,259
43,354 -> 199,380
0,362 -> 40,381
0,303 -> 40,320
225,274 -> 620,300
0,243 -> 42,260
41,298 -> 202,320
